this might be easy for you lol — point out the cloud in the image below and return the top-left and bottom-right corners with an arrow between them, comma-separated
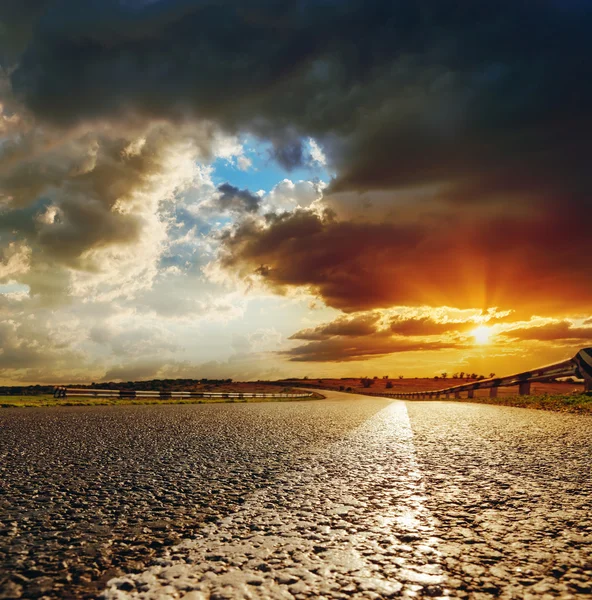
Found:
215,183 -> 261,214
261,179 -> 324,213
284,309 -> 470,362
504,321 -> 592,342
291,313 -> 381,341
0,119 -> 224,302
283,336 -> 459,363
389,316 -> 470,336
101,352 -> 285,383
0,241 -> 31,281
4,1 -> 589,213
0,1 -> 591,382
0,311 -> 82,376
216,207 -> 592,315
102,360 -> 163,383
271,139 -> 305,171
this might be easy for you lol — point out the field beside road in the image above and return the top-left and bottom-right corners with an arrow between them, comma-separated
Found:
281,377 -> 590,413
0,392 -> 322,408
444,392 -> 592,413
282,376 -> 585,396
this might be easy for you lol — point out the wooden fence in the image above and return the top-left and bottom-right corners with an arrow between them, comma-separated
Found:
52,388 -> 315,400
380,347 -> 592,400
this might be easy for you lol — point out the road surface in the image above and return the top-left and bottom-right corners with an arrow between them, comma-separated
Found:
0,391 -> 590,599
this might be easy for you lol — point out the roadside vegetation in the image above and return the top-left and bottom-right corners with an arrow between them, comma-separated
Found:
0,393 -> 324,408
451,393 -> 592,414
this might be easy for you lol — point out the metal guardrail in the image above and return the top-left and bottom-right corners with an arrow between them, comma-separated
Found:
380,348 -> 592,400
52,349 -> 592,401
52,388 -> 314,400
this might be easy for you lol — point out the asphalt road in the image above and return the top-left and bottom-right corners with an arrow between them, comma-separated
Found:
1,392 -> 590,599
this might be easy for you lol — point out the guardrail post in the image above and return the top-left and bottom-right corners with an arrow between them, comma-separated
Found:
518,381 -> 531,395
575,348 -> 592,392
489,387 -> 498,398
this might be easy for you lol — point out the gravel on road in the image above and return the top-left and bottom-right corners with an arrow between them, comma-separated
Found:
0,399 -> 388,599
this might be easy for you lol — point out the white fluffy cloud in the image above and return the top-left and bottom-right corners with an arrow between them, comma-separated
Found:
0,98 -> 328,382
261,178 -> 325,213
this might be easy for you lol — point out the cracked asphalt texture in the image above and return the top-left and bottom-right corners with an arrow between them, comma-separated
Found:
1,392 -> 590,599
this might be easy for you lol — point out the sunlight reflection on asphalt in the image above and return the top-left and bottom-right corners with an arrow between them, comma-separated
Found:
102,401 -> 448,599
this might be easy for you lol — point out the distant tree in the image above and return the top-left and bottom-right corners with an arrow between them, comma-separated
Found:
303,375 -> 309,380
470,373 -> 478,379
383,375 -> 389,379
434,375 -> 440,380
373,376 -> 378,379
478,375 -> 486,380
453,372 -> 459,379
441,372 -> 448,379
459,372 -> 465,379
489,372 -> 496,379
361,378 -> 374,388
399,375 -> 404,380
385,381 -> 393,389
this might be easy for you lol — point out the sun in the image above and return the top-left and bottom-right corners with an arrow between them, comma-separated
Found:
472,324 -> 492,345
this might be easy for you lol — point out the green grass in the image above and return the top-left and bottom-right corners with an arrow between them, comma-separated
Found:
0,393 -> 324,408
453,393 -> 592,413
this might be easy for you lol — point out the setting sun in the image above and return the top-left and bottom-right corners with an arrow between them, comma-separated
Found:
472,325 -> 492,345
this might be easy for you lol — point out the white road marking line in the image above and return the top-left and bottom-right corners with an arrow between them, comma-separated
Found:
102,401 -> 448,599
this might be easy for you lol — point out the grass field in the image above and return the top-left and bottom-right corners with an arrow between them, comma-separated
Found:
360,391 -> 592,413
444,393 -> 592,414
3,391 -> 589,414
0,393 -> 324,408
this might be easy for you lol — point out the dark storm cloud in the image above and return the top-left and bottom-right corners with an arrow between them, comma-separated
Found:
271,139 -> 305,171
216,183 -> 261,214
3,0 -> 592,326
217,207 -> 592,315
0,1 -> 51,64
6,0 -> 592,207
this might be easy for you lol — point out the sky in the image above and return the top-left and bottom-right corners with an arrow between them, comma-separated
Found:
0,0 -> 591,384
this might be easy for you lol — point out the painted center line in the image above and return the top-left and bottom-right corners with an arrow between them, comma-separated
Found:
102,401 -> 448,599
